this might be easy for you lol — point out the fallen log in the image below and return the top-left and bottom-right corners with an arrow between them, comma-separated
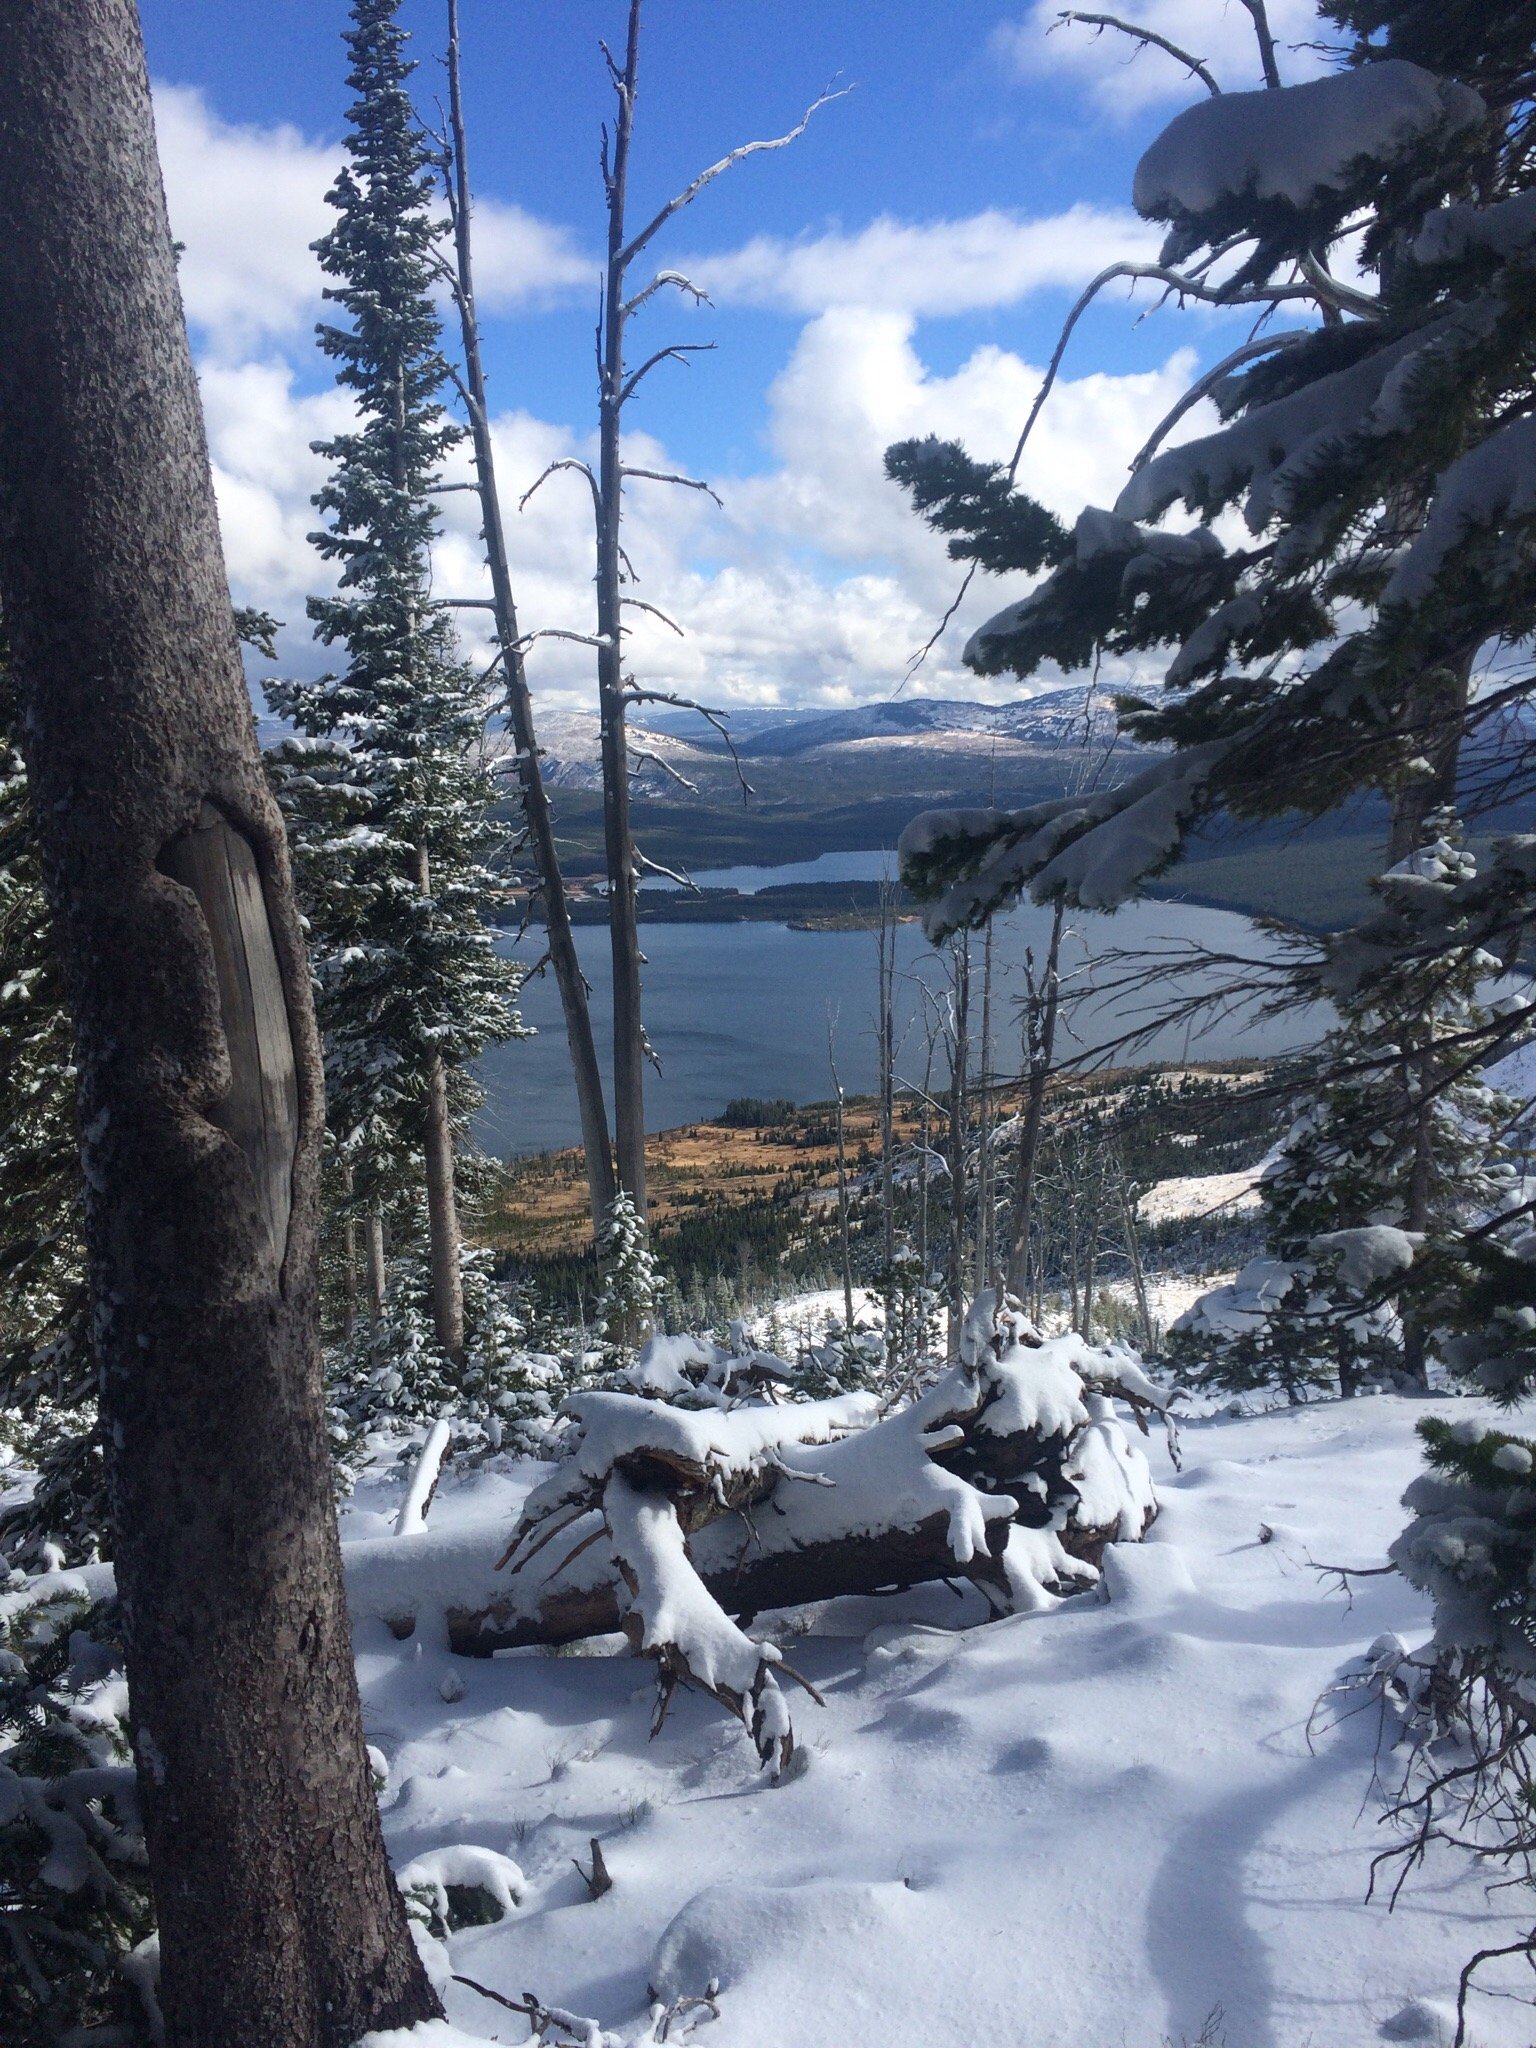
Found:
344,1310 -> 1164,1679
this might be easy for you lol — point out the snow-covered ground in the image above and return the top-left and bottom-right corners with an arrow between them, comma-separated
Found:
1138,1167 -> 1263,1224
344,1393 -> 1536,2048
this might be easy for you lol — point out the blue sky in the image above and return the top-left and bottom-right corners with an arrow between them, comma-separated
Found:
136,0 -> 1325,710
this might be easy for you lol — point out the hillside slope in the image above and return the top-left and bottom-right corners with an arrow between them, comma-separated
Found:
342,1391 -> 1533,2048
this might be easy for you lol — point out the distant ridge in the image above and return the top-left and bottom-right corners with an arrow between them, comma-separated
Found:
727,686 -> 1113,758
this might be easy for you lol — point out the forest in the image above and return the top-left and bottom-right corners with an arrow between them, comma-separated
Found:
3,2 -> 1536,2045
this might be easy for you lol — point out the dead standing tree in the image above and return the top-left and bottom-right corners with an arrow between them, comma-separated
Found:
1006,898 -> 1067,1298
524,0 -> 842,1221
0,3 -> 438,2043
438,0 -> 615,1232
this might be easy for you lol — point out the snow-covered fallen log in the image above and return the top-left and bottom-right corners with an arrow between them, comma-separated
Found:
346,1304 -> 1167,1765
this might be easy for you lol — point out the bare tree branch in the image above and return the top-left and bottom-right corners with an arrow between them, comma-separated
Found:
628,745 -> 699,794
513,626 -> 611,653
519,457 -> 601,516
1298,249 -> 1379,319
621,596 -> 686,636
618,85 -> 851,272
622,686 -> 755,802
620,465 -> 725,509
1241,0 -> 1283,88
622,269 -> 712,319
1051,10 -> 1222,96
620,340 -> 716,407
1129,330 -> 1310,470
634,845 -> 699,892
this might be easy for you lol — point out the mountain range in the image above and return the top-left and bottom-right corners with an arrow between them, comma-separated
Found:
518,684 -> 1125,801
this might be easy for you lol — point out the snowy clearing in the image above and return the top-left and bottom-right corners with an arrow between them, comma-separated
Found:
1138,1168 -> 1263,1224
343,1394 -> 1534,2048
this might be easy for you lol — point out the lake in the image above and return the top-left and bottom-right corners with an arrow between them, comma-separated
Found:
474,859 -> 1328,1158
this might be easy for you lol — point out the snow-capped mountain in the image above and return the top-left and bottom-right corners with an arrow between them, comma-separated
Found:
730,685 -> 1115,758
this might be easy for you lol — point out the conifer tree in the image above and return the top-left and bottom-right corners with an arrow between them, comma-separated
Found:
1171,818 -> 1516,1402
267,0 -> 521,1361
892,1 -> 1535,937
595,1189 -> 659,1368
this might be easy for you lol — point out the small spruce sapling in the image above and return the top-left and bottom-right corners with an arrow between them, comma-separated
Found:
595,1192 -> 660,1369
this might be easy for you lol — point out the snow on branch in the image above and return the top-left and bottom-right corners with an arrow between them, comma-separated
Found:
899,742 -> 1227,934
620,466 -> 725,509
606,1473 -> 807,1772
1133,61 -> 1484,221
1382,414 -> 1536,613
1114,312 -> 1473,533
1415,187 -> 1536,267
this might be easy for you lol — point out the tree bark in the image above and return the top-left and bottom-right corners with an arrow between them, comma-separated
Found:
829,1020 -> 856,1342
0,8 -> 439,2045
424,1052 -> 465,1360
946,938 -> 970,1362
446,1506 -> 1017,1656
877,880 -> 898,1372
366,1209 -> 388,1322
595,5 -> 652,1222
416,842 -> 465,1360
1006,899 -> 1063,1299
341,1160 -> 358,1341
443,0 -> 615,1234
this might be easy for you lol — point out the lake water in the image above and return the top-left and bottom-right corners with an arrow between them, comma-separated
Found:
640,851 -> 893,894
474,866 -> 1328,1159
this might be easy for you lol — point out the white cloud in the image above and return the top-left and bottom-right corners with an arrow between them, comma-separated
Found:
198,360 -> 353,642
993,0 -> 1329,118
686,204 -> 1159,316
159,81 -> 1203,713
468,197 -> 595,311
154,84 -> 340,357
197,299 -> 1202,711
155,83 -> 590,358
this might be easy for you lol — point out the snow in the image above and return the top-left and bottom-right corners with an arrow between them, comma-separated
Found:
1139,1167 -> 1263,1223
1384,415 -> 1536,609
396,1420 -> 452,1538
1133,62 -> 1485,220
1175,1255 -> 1298,1339
525,1390 -> 877,1523
1311,1225 -> 1421,1292
1415,187 -> 1536,266
605,1475 -> 778,1702
350,1394 -> 1536,2046
900,740 -> 1226,929
396,1844 -> 526,1925
356,2026 -> 504,2048
1116,318 -> 1465,534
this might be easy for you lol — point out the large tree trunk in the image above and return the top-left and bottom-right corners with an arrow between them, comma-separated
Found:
946,938 -> 970,1362
443,0 -> 615,1234
0,8 -> 439,2045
